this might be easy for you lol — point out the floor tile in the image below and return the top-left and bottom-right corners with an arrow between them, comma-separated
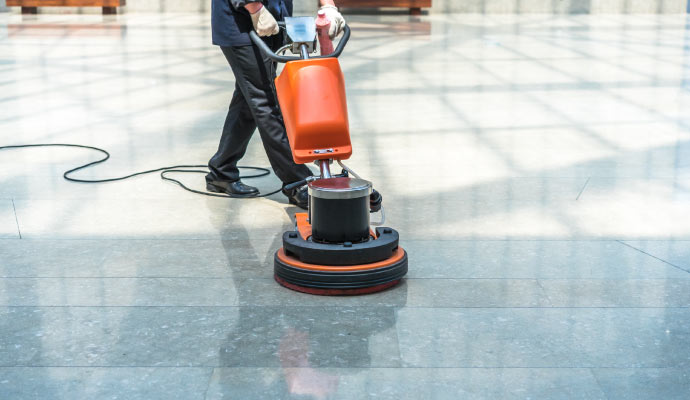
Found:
0,278 -> 238,306
0,306 -> 238,367
0,306 -> 401,368
214,306 -> 402,368
0,239 -> 274,278
0,200 -> 19,239
402,240 -> 689,279
621,240 -> 690,273
540,279 -> 690,307
206,367 -> 607,400
0,367 -> 212,400
238,278 -> 549,308
592,368 -> 690,400
396,308 -> 690,367
11,198 -> 294,239
572,178 -> 690,239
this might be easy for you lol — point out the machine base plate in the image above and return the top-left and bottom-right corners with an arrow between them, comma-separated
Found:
274,247 -> 407,296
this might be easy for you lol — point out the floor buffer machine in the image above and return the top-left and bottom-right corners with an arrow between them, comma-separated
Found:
249,17 -> 407,295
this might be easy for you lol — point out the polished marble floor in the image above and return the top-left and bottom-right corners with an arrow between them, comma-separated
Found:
1,11 -> 690,400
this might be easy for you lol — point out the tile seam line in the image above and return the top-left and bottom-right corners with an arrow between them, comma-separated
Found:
0,366 -> 683,370
4,277 -> 690,280
11,198 -> 21,239
617,240 -> 690,274
202,366 -> 215,400
3,238 -> 680,242
2,306 -> 688,309
535,279 -> 554,307
588,367 -> 612,400
0,119 -> 666,141
576,177 -> 590,201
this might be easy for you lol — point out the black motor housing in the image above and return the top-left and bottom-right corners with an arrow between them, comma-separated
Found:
308,177 -> 371,244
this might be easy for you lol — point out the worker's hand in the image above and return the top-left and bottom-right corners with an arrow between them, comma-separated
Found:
318,5 -> 345,40
250,5 -> 280,37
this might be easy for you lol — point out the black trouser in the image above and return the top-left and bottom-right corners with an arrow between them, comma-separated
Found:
207,44 -> 312,185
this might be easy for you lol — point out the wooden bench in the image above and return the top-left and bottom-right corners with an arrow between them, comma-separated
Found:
330,0 -> 431,15
7,0 -> 126,15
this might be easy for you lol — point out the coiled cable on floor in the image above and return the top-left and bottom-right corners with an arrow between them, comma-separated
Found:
0,143 -> 283,198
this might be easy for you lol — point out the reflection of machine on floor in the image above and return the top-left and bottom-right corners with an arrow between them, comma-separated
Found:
249,17 -> 407,295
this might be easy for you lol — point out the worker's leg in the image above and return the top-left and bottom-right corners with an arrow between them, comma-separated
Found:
207,81 -> 257,183
221,45 -> 312,184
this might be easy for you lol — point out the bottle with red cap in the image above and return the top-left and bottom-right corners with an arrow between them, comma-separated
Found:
315,10 -> 334,55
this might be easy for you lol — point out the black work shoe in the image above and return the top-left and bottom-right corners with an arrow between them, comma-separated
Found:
282,185 -> 308,210
206,180 -> 259,197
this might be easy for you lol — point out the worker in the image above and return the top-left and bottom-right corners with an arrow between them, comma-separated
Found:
208,0 -> 345,209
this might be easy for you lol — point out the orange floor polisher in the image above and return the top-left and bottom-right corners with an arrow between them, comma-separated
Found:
249,18 -> 408,295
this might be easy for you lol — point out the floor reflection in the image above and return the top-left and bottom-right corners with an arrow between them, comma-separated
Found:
210,201 -> 406,397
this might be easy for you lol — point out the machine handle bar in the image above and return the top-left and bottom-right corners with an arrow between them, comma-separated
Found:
249,22 -> 350,63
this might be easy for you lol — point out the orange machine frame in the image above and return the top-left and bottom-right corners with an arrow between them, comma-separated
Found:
275,58 -> 352,164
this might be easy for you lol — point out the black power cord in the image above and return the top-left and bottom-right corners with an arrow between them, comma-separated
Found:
0,143 -> 283,198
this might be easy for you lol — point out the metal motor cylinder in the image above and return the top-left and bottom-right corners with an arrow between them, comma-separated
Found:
308,177 -> 371,243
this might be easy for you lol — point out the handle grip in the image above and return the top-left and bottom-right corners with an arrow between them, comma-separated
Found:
249,23 -> 350,63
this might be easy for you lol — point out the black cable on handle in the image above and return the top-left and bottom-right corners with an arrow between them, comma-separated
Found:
0,143 -> 284,198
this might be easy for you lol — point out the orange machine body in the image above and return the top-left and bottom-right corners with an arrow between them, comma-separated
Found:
275,57 -> 352,164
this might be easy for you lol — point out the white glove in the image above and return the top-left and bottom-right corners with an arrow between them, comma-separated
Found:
318,5 -> 345,40
250,5 -> 279,37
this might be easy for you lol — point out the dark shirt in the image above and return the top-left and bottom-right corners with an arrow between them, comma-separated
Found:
212,0 -> 292,47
